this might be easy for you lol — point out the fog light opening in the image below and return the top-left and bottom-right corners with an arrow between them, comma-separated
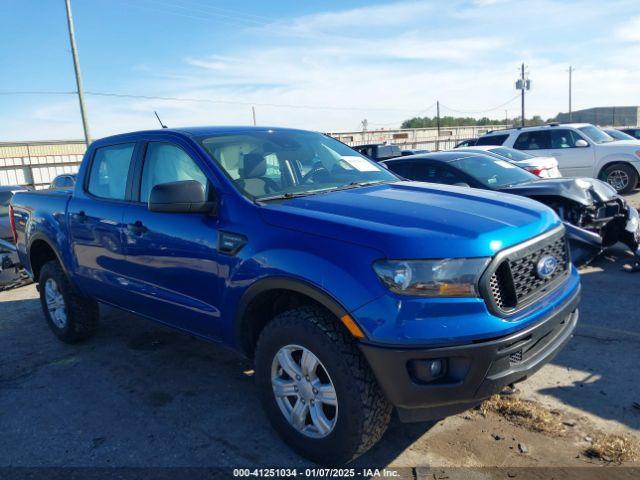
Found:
409,358 -> 448,384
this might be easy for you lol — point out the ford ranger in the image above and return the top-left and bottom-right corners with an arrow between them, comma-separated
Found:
10,127 -> 581,464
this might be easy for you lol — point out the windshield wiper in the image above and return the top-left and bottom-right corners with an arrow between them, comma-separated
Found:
258,191 -> 318,202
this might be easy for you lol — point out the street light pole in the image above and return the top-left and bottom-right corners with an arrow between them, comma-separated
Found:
568,65 -> 573,122
64,0 -> 91,145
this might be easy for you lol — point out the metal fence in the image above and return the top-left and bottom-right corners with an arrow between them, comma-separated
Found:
329,125 -> 510,152
0,140 -> 86,189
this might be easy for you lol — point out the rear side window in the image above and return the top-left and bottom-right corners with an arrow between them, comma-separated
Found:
140,142 -> 208,203
513,131 -> 551,150
476,134 -> 508,146
87,143 -> 135,200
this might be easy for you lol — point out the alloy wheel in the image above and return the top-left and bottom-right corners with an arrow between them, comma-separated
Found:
607,169 -> 629,192
44,278 -> 67,329
271,344 -> 338,438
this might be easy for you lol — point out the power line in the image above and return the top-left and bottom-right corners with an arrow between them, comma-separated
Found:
439,94 -> 521,115
368,102 -> 438,126
0,90 -> 425,113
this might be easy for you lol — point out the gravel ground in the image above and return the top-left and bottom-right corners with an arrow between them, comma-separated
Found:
1,192 -> 639,470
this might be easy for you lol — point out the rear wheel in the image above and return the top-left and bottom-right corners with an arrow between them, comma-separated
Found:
38,260 -> 99,343
601,164 -> 638,194
254,306 -> 392,465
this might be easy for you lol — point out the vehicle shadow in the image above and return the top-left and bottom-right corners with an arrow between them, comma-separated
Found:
530,247 -> 640,432
0,292 -> 434,467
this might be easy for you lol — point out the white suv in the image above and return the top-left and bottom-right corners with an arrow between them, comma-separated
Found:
479,123 -> 640,193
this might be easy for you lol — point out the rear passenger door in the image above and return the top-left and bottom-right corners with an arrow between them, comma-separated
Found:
121,140 -> 225,339
68,142 -> 136,304
513,129 -> 593,177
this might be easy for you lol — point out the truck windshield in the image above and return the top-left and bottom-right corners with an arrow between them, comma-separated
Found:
451,155 -> 537,188
199,130 -> 398,201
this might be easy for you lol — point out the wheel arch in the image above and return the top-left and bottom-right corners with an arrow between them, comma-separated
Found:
235,277 -> 351,358
28,234 -> 64,281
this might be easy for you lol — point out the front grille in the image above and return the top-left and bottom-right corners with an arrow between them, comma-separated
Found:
483,227 -> 570,315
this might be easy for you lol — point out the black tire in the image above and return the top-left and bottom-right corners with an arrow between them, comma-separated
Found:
601,163 -> 638,194
38,260 -> 99,343
254,306 -> 392,465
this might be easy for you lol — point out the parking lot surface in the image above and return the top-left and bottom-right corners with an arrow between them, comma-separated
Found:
1,193 -> 639,468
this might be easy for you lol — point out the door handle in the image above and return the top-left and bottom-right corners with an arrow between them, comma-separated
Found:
73,210 -> 87,222
127,220 -> 147,235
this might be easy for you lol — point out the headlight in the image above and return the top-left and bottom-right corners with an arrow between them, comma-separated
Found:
373,258 -> 490,297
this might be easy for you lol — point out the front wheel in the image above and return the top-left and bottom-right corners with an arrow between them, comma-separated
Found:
254,306 -> 392,465
601,164 -> 638,194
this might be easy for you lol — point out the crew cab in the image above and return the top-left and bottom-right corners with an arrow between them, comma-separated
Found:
10,127 -> 581,464
479,123 -> 640,193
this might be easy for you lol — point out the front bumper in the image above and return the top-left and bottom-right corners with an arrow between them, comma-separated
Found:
358,285 -> 580,422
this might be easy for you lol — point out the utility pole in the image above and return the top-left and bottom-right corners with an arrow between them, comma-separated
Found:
568,66 -> 573,122
252,106 -> 257,126
515,63 -> 530,127
505,110 -> 508,126
64,0 -> 91,145
436,100 -> 441,135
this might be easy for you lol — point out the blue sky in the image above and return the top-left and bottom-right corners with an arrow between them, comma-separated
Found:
1,0 -> 639,141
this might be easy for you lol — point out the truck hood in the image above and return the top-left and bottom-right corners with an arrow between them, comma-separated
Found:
500,177 -> 618,206
259,181 -> 560,259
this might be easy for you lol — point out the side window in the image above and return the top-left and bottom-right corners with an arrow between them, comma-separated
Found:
87,143 -> 135,200
140,142 -> 208,203
385,161 -> 414,179
513,131 -> 550,150
476,134 -> 508,146
412,163 -> 464,184
550,129 -> 583,148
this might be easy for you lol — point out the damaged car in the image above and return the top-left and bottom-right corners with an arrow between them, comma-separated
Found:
382,151 -> 640,266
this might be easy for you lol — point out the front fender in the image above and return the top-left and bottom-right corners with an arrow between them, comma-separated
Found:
595,154 -> 640,177
219,239 -> 387,347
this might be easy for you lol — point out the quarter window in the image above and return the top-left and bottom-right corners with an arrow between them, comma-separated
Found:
87,143 -> 135,200
140,142 -> 208,203
513,131 -> 551,150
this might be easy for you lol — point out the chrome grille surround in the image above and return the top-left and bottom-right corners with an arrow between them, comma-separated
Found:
480,225 -> 571,317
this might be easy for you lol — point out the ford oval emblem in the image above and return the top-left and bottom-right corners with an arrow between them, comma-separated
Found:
536,255 -> 558,279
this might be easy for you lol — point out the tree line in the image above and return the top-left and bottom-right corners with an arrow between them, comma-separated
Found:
400,115 -> 552,129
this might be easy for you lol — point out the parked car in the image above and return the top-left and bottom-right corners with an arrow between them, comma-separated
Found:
0,185 -> 30,241
1,185 -> 29,287
601,128 -> 639,142
401,148 -> 430,156
455,138 -> 478,147
478,123 -> 640,193
620,128 -> 640,140
352,143 -> 402,161
11,127 -> 581,464
50,173 -> 77,190
382,151 -> 639,265
454,145 -> 561,178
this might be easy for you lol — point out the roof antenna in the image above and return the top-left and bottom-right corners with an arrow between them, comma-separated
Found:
154,111 -> 168,129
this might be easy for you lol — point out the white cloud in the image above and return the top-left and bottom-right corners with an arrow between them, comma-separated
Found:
2,0 -> 640,141
616,16 -> 640,42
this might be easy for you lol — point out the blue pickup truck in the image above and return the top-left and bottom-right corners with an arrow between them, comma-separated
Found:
10,127 -> 581,464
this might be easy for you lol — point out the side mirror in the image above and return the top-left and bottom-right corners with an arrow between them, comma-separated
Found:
575,139 -> 589,147
148,180 -> 215,214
